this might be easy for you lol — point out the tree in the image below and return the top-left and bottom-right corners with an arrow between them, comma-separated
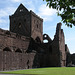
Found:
43,0 -> 75,27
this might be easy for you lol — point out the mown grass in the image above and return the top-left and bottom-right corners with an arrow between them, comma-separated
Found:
0,67 -> 75,75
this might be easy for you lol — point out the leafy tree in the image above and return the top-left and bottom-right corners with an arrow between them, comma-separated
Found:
43,0 -> 75,27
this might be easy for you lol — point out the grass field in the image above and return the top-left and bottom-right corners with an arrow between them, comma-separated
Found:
0,67 -> 75,75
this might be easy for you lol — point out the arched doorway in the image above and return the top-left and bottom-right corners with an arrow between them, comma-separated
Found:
43,34 -> 52,43
15,48 -> 22,53
35,37 -> 41,43
3,47 -> 11,52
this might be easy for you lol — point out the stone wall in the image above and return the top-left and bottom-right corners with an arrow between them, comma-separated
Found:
0,51 -> 35,71
30,10 -> 43,42
0,29 -> 30,52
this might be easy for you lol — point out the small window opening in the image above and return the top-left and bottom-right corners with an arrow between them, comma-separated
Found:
20,9 -> 23,12
37,24 -> 38,28
44,35 -> 47,38
35,37 -> 41,43
19,23 -> 21,28
34,20 -> 35,23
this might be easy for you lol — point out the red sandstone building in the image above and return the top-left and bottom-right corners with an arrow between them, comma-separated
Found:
0,4 -> 71,71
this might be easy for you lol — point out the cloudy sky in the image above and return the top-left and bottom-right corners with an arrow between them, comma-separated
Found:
0,0 -> 75,54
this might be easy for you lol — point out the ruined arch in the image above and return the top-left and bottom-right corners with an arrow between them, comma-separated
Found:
35,36 -> 41,43
43,34 -> 52,43
15,48 -> 22,53
43,39 -> 48,43
3,47 -> 11,52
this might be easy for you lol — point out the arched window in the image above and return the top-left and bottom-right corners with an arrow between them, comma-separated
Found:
43,34 -> 49,43
20,9 -> 23,12
35,37 -> 41,43
18,23 -> 21,28
3,47 -> 11,52
43,39 -> 48,43
43,34 -> 52,43
37,24 -> 38,28
15,48 -> 22,53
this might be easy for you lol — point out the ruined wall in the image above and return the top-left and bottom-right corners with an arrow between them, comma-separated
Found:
51,23 -> 66,67
0,3 -> 70,70
0,51 -> 35,71
59,29 -> 66,66
0,29 -> 30,52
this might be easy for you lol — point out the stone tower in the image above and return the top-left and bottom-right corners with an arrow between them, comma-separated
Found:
10,4 -> 43,42
30,11 -> 43,42
10,4 -> 31,37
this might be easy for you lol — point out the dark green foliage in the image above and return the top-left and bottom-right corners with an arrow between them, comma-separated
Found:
43,0 -> 75,27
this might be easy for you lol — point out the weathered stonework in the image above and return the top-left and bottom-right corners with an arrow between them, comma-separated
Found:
0,4 -> 72,71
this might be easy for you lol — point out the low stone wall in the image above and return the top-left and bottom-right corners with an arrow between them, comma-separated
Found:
0,51 -> 35,71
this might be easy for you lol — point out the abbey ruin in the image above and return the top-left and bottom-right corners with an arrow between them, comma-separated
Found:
0,4 -> 74,71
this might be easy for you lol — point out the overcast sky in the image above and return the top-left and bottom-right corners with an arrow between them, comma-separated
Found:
0,0 -> 75,54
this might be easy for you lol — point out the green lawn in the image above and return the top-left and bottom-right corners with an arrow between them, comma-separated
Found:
0,67 -> 75,75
